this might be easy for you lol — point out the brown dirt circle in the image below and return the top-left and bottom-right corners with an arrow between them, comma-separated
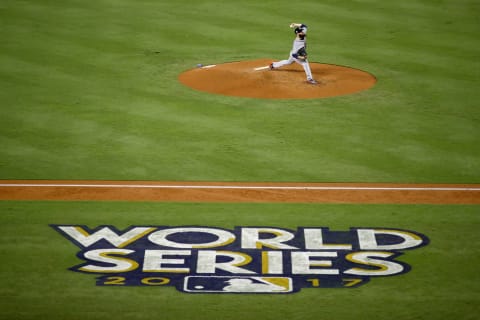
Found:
1,180 -> 479,204
178,59 -> 377,99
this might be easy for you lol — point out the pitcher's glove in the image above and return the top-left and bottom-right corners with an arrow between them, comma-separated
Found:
293,47 -> 307,60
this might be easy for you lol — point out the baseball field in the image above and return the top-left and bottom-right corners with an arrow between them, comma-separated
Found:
1,0 -> 479,319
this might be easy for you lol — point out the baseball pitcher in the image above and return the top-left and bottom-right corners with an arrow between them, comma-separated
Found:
270,23 -> 318,84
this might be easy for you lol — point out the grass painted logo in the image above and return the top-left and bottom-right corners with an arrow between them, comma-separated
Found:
51,225 -> 428,294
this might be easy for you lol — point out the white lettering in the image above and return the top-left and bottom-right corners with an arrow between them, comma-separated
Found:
143,250 -> 191,273
79,249 -> 138,272
196,250 -> 256,274
344,251 -> 404,276
304,228 -> 352,250
291,251 -> 339,275
357,229 -> 424,251
148,227 -> 236,248
58,226 -> 155,248
241,228 -> 298,249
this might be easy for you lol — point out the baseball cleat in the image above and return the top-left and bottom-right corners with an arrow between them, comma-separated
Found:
269,63 -> 274,70
307,78 -> 318,84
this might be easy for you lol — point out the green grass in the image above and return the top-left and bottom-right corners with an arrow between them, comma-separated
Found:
1,1 -> 479,320
1,0 -> 479,182
0,201 -> 479,320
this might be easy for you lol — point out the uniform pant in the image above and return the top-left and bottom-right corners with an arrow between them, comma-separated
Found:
272,55 -> 314,80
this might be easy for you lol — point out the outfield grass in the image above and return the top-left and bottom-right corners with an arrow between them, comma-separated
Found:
0,201 -> 479,320
1,1 -> 479,320
1,0 -> 479,182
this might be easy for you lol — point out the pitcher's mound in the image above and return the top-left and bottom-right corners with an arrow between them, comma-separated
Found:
178,59 -> 376,99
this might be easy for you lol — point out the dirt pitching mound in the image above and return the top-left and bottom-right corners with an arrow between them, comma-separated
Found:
178,59 -> 376,99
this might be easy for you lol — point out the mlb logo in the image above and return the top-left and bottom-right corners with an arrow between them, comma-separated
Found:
183,276 -> 293,293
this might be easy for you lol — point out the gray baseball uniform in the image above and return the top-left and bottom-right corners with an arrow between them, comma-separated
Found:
271,24 -> 316,82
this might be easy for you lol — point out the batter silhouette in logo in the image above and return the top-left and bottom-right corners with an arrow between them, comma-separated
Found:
223,277 -> 289,293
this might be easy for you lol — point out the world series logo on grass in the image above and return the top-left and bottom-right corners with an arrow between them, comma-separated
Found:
51,225 -> 429,294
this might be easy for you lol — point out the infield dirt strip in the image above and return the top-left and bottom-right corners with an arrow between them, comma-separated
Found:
0,181 -> 479,204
